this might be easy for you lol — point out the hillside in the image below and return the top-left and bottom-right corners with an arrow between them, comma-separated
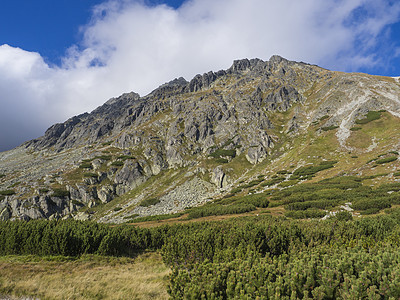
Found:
1,55 -> 400,223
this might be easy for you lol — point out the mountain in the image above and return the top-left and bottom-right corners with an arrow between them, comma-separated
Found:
1,55 -> 400,223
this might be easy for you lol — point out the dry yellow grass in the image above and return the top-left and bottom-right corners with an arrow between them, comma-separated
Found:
0,252 -> 170,300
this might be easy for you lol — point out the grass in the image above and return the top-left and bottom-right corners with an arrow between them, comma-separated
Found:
321,125 -> 339,131
209,149 -> 236,159
79,162 -> 93,169
0,190 -> 15,196
52,189 -> 70,198
139,198 -> 161,207
129,212 -> 185,223
375,156 -> 397,164
83,172 -> 98,178
355,111 -> 381,124
0,253 -> 170,300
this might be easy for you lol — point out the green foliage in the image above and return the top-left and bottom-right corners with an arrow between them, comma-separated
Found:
79,162 -> 93,169
117,155 -> 135,161
113,207 -> 122,212
350,127 -> 362,131
209,149 -> 236,159
101,141 -> 113,146
290,161 -> 337,180
2,212 -> 400,297
375,156 -> 397,164
111,161 -> 124,167
355,111 -> 381,124
129,213 -> 185,223
186,203 -> 257,219
260,177 -> 285,187
0,174 -> 5,179
139,198 -> 160,207
83,172 -> 98,178
394,171 -> 400,177
215,158 -> 229,164
52,189 -> 70,198
278,180 -> 299,188
285,208 -> 326,219
71,200 -> 84,206
0,190 -> 15,196
185,193 -> 269,220
321,125 -> 339,131
276,170 -> 289,175
39,188 -> 49,194
168,247 -> 400,299
352,197 -> 392,211
334,211 -> 353,221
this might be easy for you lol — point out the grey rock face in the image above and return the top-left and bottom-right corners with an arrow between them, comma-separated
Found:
114,160 -> 148,189
211,166 -> 228,188
0,203 -> 11,220
246,146 -> 268,165
97,185 -> 115,203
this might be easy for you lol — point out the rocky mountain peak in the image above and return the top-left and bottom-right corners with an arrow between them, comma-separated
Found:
2,56 -> 400,223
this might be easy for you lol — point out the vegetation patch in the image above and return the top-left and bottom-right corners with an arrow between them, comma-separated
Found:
290,161 -> 337,180
215,158 -> 229,164
83,172 -> 98,178
185,193 -> 269,220
79,162 -> 93,169
355,110 -> 381,124
129,212 -> 185,223
276,170 -> 290,175
71,200 -> 84,206
278,180 -> 300,188
111,161 -> 124,167
101,141 -> 113,146
117,155 -> 135,161
0,190 -> 15,196
260,177 -> 285,187
139,198 -> 160,207
209,149 -> 236,159
321,125 -> 339,131
284,208 -> 326,219
2,211 -> 400,298
0,174 -> 5,179
52,189 -> 70,198
375,156 -> 397,164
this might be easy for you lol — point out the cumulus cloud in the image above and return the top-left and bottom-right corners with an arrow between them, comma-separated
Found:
1,0 -> 400,151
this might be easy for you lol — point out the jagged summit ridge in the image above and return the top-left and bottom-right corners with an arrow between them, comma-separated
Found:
25,55 -> 311,152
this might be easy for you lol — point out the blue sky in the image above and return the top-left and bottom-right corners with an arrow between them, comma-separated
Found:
1,0 -> 400,151
0,0 -> 185,66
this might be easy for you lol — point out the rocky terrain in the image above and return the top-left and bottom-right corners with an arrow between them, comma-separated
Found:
1,55 -> 400,223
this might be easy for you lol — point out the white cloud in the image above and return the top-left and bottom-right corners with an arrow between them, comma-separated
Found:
1,0 -> 400,151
